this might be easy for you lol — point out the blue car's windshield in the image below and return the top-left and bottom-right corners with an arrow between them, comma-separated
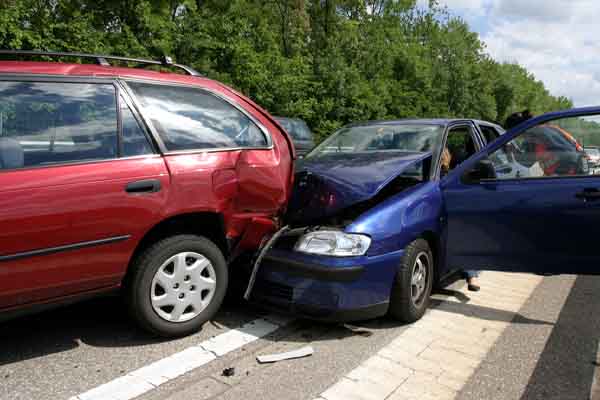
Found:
307,124 -> 445,158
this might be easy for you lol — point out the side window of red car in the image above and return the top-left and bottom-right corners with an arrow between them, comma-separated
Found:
489,115 -> 600,179
0,81 -> 119,169
119,94 -> 154,157
127,82 -> 268,151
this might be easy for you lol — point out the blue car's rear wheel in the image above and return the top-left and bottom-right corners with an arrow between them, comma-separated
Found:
388,239 -> 433,323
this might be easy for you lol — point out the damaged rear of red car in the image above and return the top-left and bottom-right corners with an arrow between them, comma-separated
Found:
0,51 -> 294,337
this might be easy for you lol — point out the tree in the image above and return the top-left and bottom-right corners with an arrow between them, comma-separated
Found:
0,0 -> 571,141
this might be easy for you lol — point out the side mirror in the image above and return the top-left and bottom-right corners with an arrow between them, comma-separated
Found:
462,159 -> 496,184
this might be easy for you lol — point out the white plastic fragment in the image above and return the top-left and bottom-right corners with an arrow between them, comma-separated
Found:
256,346 -> 314,363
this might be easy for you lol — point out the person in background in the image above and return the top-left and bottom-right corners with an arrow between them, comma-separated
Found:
463,110 -> 539,291
440,147 -> 451,176
439,145 -> 481,291
466,271 -> 480,292
505,109 -> 534,130
505,111 -> 525,130
465,110 -> 535,292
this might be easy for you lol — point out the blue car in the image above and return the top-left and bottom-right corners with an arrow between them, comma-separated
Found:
249,109 -> 600,323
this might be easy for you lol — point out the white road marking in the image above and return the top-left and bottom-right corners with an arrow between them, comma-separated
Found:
314,272 -> 543,400
70,315 -> 292,400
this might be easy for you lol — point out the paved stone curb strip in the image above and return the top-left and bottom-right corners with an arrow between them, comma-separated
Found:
313,272 -> 543,400
69,315 -> 292,400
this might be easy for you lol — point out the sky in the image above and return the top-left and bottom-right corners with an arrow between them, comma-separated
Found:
417,0 -> 600,107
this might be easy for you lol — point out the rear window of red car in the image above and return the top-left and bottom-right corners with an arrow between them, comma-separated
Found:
127,81 -> 269,151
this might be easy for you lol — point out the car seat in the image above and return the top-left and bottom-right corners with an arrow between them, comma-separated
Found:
0,137 -> 24,169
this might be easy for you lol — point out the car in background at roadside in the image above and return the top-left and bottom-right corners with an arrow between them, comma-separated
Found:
585,146 -> 600,171
0,50 -> 294,337
494,124 -> 588,178
247,110 -> 600,323
274,117 -> 315,156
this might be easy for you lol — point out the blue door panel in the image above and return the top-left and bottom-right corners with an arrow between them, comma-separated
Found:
443,176 -> 600,274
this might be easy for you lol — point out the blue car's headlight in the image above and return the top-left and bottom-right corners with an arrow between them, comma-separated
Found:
294,230 -> 371,257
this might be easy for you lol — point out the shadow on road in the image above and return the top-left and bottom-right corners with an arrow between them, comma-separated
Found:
519,276 -> 600,400
430,296 -> 554,326
0,294 -> 262,367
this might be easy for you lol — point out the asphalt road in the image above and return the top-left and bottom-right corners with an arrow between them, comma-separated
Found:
458,274 -> 600,400
0,274 -> 598,400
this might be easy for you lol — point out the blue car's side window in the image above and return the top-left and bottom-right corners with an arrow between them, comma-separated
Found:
489,114 -> 600,179
442,125 -> 479,176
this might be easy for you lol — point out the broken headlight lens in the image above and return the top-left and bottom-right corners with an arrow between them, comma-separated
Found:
294,230 -> 371,257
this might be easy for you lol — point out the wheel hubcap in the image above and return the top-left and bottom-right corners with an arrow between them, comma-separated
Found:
411,252 -> 429,306
150,252 -> 216,323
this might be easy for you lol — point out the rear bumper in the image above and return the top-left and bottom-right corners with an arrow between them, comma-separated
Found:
251,248 -> 404,322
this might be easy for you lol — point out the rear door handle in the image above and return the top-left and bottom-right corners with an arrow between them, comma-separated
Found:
125,179 -> 161,194
575,188 -> 600,201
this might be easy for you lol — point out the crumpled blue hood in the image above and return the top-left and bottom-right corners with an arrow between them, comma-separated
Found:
287,151 -> 431,223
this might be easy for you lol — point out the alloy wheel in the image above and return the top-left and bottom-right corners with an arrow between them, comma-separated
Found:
410,251 -> 429,306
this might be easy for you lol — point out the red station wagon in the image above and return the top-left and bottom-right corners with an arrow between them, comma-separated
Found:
0,51 -> 294,337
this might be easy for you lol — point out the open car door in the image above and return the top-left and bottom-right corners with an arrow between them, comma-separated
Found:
441,107 -> 600,275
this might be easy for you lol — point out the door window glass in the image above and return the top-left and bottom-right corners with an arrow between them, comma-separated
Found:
489,115 -> 600,179
442,127 -> 478,175
120,95 -> 153,157
127,82 -> 268,151
0,81 -> 118,169
275,118 -> 313,140
479,125 -> 501,144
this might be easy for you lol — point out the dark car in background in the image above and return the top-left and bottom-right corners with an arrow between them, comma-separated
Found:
585,146 -> 600,171
274,117 -> 315,156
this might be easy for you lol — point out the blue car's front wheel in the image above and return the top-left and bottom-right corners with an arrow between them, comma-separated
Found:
388,239 -> 433,323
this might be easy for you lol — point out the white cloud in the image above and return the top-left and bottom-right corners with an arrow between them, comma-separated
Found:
427,0 -> 600,107
442,0 -> 487,10
491,0 -> 573,21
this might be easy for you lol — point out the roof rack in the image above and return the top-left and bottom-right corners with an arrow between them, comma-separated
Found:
0,49 -> 202,76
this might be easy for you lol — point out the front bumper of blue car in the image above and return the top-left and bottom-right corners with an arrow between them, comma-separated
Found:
251,247 -> 405,322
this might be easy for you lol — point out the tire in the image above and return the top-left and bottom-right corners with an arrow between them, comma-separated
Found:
126,235 -> 228,337
388,239 -> 433,323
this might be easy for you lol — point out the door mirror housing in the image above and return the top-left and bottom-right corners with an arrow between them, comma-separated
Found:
462,158 -> 496,184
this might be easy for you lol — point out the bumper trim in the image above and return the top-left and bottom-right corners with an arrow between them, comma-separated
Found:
262,254 -> 365,282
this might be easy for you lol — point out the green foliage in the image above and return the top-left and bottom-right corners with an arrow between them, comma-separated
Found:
0,0 -> 573,142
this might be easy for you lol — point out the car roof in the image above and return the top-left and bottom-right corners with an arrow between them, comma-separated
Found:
346,118 -> 499,128
473,119 -> 505,130
0,61 -> 216,86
